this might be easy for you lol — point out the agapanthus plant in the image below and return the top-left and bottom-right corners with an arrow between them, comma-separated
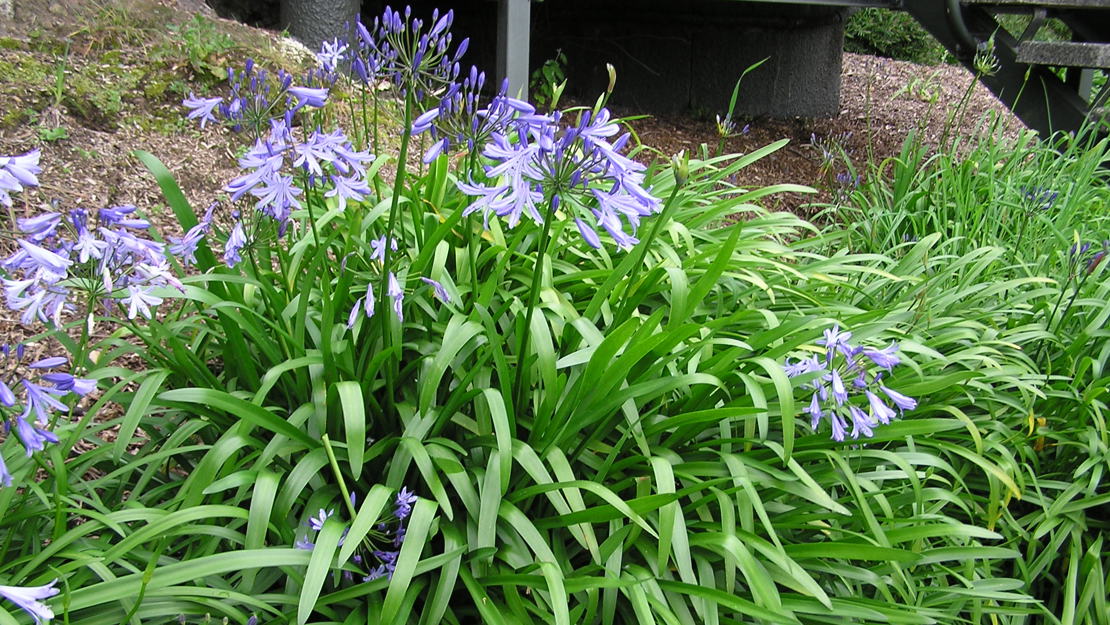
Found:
0,149 -> 41,209
0,344 -> 95,487
3,204 -> 192,326
784,326 -> 917,442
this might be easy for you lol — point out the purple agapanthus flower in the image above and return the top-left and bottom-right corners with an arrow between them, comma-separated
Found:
341,6 -> 468,101
183,60 -> 336,134
394,486 -> 417,520
2,203 -> 186,328
457,106 -> 660,250
0,579 -> 59,624
308,508 -> 334,531
410,70 -> 546,165
0,148 -> 42,208
784,326 -> 916,442
1,345 -> 95,486
167,204 -> 216,267
183,93 -> 222,129
420,277 -> 450,304
223,121 -> 372,234
317,38 -> 349,73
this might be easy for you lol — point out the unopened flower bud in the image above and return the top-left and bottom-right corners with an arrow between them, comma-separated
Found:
606,63 -> 617,94
672,150 -> 689,187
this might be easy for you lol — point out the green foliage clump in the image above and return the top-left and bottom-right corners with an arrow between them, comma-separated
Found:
1,5 -> 1109,625
845,8 -> 950,65
818,114 -> 1110,625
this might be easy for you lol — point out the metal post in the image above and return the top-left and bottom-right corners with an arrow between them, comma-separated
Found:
497,0 -> 531,100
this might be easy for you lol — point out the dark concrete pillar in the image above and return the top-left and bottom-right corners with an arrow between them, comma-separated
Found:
280,0 -> 360,52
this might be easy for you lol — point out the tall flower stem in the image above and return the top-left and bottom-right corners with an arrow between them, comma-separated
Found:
615,183 -> 682,325
511,196 -> 558,417
377,92 -> 415,421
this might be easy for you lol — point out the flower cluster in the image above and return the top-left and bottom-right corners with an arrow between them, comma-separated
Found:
783,326 -> 917,442
810,131 -> 852,170
1,345 -> 95,487
336,6 -> 468,101
3,205 -> 191,326
457,107 -> 661,250
0,579 -> 58,624
0,149 -> 41,208
1067,239 -> 1109,277
183,59 -> 329,135
715,114 -> 749,139
221,119 -> 373,264
410,68 -> 543,163
295,487 -> 417,582
1021,186 -> 1058,212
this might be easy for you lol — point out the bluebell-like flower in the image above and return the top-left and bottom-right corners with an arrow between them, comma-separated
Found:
828,369 -> 848,406
224,221 -> 247,268
847,405 -> 873,439
0,454 -> 11,487
0,579 -> 58,624
877,376 -> 917,413
420,277 -> 450,303
388,272 -> 404,322
394,486 -> 417,520
183,93 -> 222,128
0,149 -> 42,208
574,217 -> 601,249
13,414 -> 58,456
784,327 -> 916,442
347,281 -> 378,329
308,508 -> 334,531
17,213 -> 61,241
862,343 -> 900,370
865,390 -> 896,425
317,39 -> 349,73
288,86 -> 329,111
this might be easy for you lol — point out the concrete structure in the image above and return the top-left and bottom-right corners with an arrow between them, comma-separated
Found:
530,0 -> 848,117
